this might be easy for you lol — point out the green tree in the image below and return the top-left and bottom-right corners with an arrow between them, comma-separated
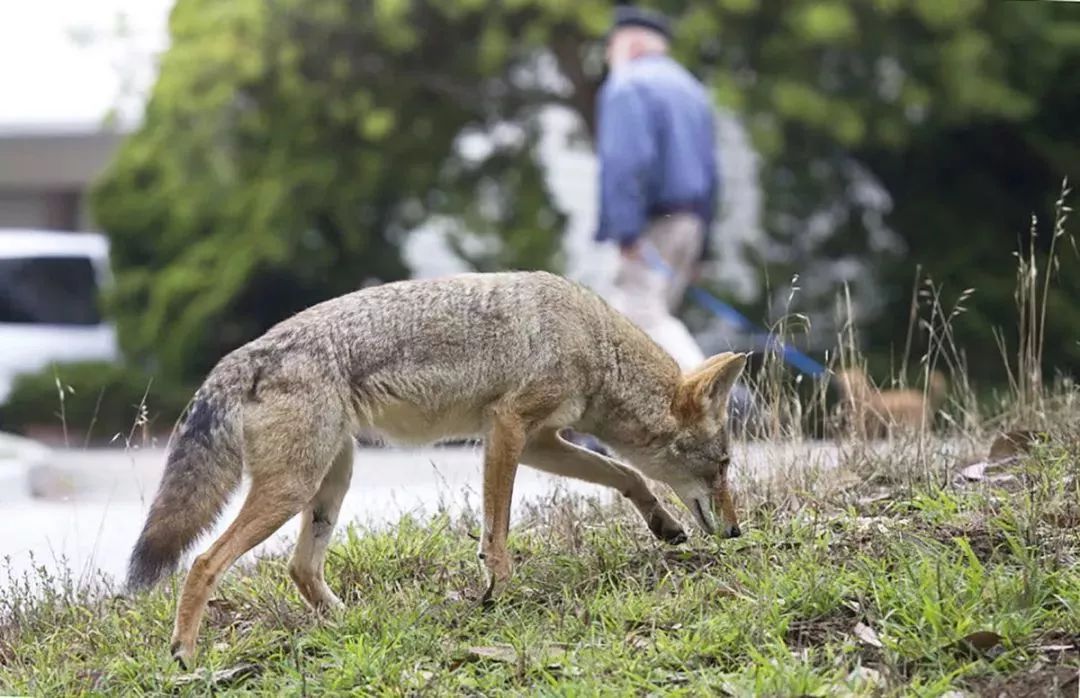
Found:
92,0 -> 604,382
660,0 -> 1080,381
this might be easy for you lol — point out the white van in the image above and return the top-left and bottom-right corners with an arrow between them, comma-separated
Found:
0,229 -> 120,404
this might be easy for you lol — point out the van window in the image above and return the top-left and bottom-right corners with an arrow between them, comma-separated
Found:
0,256 -> 103,325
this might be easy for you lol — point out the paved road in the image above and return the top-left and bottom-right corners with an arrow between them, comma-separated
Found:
0,439 -> 856,590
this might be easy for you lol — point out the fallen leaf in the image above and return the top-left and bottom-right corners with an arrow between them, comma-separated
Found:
963,630 -> 1005,648
853,622 -> 884,649
1039,644 -> 1075,653
626,632 -> 651,652
174,663 -> 259,687
845,666 -> 883,686
989,430 -> 1044,462
462,645 -> 517,664
949,630 -> 1005,659
956,461 -> 1017,485
959,462 -> 988,481
852,516 -> 902,536
658,670 -> 691,685
857,490 -> 893,506
539,643 -> 570,668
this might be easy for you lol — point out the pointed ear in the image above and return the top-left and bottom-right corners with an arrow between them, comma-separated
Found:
674,352 -> 749,423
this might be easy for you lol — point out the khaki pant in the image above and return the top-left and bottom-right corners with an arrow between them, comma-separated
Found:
608,213 -> 706,372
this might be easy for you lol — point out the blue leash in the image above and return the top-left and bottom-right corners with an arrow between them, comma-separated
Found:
640,244 -> 827,378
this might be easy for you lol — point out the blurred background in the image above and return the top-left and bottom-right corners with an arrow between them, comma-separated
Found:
1,0 -> 1078,444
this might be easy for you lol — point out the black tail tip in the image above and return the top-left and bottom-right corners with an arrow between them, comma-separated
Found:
125,539 -> 179,593
125,561 -> 173,594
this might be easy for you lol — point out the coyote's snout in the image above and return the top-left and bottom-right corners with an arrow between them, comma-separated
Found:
125,271 -> 747,666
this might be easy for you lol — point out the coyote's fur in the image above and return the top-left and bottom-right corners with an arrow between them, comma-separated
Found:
125,271 -> 747,666
833,366 -> 948,438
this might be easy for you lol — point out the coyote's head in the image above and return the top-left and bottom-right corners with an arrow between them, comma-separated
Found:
634,352 -> 749,539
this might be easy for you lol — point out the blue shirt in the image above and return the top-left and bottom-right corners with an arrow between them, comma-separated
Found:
595,54 -> 720,253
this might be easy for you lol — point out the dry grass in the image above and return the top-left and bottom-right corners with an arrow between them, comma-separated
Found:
0,413 -> 1077,696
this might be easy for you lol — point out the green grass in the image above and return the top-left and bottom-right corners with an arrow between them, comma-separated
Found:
1,428 -> 1077,696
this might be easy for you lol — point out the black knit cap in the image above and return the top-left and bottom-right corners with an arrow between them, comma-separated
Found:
609,5 -> 672,41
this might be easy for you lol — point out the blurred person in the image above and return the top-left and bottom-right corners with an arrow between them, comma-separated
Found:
567,6 -> 755,455
594,5 -> 717,372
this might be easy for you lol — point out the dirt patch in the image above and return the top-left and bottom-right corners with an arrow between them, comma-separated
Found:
589,546 -> 731,592
658,547 -> 724,573
930,523 -> 1013,562
784,604 -> 861,650
203,592 -> 309,636
965,665 -> 1079,697
1032,631 -> 1079,664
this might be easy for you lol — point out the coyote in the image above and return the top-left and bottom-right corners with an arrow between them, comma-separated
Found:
833,366 -> 947,439
125,271 -> 747,666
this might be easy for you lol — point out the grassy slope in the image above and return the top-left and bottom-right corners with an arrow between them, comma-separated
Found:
1,427 -> 1077,697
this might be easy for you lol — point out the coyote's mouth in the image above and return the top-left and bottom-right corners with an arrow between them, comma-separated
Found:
692,497 -> 718,535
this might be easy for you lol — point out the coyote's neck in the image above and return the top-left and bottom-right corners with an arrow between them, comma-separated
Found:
585,313 -> 682,452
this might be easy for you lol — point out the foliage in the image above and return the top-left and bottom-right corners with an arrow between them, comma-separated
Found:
662,0 -> 1080,381
92,0 -> 1080,385
0,362 -> 191,445
91,0 -> 588,382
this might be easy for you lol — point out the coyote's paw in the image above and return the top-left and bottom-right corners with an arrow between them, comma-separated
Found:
480,558 -> 512,606
170,639 -> 194,670
312,591 -> 344,614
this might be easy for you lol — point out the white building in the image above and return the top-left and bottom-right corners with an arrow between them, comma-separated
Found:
0,0 -> 167,230
0,126 -> 124,231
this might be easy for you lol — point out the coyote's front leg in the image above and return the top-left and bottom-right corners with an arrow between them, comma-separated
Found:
479,409 -> 526,601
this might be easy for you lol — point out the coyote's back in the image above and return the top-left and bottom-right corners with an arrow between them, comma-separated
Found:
126,271 -> 636,588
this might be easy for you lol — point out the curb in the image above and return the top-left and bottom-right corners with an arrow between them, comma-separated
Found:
0,431 -> 53,500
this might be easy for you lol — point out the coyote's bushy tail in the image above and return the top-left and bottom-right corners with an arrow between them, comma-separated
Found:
125,371 -> 246,593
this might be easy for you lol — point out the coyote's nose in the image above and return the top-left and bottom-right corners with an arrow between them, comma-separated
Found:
724,523 -> 742,539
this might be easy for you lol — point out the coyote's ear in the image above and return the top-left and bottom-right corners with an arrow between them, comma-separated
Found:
674,352 -> 748,423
